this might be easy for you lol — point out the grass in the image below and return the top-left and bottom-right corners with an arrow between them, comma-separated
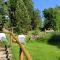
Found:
11,43 -> 19,60
11,41 -> 60,60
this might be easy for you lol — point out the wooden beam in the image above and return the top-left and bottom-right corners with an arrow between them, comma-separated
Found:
2,28 -> 32,60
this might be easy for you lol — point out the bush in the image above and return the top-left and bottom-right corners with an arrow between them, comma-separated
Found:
26,30 -> 40,41
48,33 -> 60,48
37,32 -> 53,43
26,30 -> 53,42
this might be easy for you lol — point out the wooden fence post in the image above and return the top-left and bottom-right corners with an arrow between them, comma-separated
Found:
3,28 -> 32,60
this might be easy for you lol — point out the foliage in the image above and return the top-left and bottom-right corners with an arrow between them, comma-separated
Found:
15,0 -> 31,33
48,32 -> 60,48
23,0 -> 41,30
54,6 -> 60,31
43,6 -> 60,31
0,0 -> 9,29
23,0 -> 34,19
32,9 -> 41,30
9,0 -> 17,27
0,0 -> 41,33
43,8 -> 56,30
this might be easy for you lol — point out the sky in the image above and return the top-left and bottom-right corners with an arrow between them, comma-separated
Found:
33,0 -> 60,16
3,0 -> 8,2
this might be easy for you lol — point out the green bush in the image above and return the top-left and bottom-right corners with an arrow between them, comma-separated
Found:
39,33 -> 53,43
26,31 -> 53,43
48,32 -> 60,48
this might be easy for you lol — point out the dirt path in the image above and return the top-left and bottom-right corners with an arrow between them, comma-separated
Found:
0,47 -> 12,60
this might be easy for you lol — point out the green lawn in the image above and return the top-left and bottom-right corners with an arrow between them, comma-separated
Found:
11,43 -> 19,60
11,41 -> 60,60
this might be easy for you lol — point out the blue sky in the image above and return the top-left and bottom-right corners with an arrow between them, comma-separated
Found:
33,0 -> 60,16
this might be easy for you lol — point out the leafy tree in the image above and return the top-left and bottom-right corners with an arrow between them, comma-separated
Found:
31,9 -> 41,30
43,6 -> 60,31
15,0 -> 31,33
0,0 -> 10,30
43,8 -> 56,30
0,0 -> 5,29
9,0 -> 17,27
23,0 -> 41,30
6,0 -> 41,33
54,6 -> 60,31
23,0 -> 34,18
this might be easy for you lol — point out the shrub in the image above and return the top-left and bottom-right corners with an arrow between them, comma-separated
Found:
48,32 -> 60,48
37,32 -> 53,43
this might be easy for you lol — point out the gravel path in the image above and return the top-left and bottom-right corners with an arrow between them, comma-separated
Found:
0,47 -> 12,60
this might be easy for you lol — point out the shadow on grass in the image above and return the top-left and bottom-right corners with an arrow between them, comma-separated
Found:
48,34 -> 60,48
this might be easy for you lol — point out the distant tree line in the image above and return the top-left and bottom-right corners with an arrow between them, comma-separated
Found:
43,6 -> 60,32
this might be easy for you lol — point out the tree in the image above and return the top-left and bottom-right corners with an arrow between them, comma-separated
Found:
43,8 -> 56,30
0,0 -> 7,29
23,0 -> 34,19
43,6 -> 60,31
9,0 -> 17,27
23,0 -> 41,30
31,9 -> 41,30
54,6 -> 60,31
8,0 -> 41,33
15,0 -> 31,33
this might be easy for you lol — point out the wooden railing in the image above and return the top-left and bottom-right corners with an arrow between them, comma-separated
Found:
2,28 -> 32,60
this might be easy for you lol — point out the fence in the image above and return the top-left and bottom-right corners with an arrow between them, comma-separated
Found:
1,28 -> 32,60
